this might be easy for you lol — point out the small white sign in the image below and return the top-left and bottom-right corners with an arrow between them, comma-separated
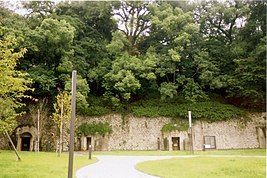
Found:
205,144 -> 211,148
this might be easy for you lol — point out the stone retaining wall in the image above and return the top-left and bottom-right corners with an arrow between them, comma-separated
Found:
1,113 -> 265,151
77,112 -> 266,151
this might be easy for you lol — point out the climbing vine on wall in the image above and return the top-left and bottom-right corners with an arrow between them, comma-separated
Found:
76,122 -> 112,136
132,101 -> 247,122
161,120 -> 189,133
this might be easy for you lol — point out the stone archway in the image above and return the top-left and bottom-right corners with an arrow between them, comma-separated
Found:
16,126 -> 37,151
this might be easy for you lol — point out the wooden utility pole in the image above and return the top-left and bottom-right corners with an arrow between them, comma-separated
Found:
188,111 -> 194,154
37,109 -> 40,153
68,70 -> 77,178
5,131 -> 21,161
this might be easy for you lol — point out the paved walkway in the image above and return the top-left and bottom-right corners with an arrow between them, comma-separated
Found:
76,155 -> 185,178
76,155 -> 265,178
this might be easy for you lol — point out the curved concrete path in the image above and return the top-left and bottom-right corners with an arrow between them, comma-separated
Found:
76,155 -> 182,178
76,155 -> 265,178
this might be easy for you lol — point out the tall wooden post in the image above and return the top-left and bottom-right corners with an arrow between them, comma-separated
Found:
68,70 -> 77,178
5,131 -> 21,161
188,111 -> 194,154
37,109 -> 40,153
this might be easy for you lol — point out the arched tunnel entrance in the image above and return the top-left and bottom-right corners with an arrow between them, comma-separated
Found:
20,132 -> 32,151
16,126 -> 37,151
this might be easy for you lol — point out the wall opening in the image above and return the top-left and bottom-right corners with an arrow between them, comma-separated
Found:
204,136 -> 216,149
86,137 -> 92,150
171,137 -> 180,150
20,132 -> 32,151
163,137 -> 168,150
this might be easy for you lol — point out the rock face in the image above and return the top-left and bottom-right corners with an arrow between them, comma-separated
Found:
77,112 -> 266,151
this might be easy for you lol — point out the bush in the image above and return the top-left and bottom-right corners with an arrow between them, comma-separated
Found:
132,101 -> 247,122
161,120 -> 188,132
85,106 -> 110,116
76,122 -> 112,136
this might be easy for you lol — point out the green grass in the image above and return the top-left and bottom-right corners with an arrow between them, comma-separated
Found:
0,150 -> 97,178
136,157 -> 266,178
92,149 -> 266,156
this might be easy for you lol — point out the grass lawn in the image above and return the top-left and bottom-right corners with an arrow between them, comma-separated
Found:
136,156 -> 266,178
92,149 -> 266,156
0,150 -> 97,178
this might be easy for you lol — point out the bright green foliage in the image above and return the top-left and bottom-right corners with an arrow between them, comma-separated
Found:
159,82 -> 178,100
148,2 -> 206,101
103,52 -> 156,101
52,91 -> 71,128
0,37 -> 32,133
64,75 -> 90,115
76,122 -> 112,136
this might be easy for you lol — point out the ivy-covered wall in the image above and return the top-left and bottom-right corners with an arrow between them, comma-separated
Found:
76,112 -> 266,151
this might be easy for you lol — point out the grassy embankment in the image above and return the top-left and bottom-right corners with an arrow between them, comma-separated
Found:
0,150 -> 97,178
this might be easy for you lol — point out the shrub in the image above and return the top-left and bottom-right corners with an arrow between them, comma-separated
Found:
132,101 -> 247,122
76,122 -> 112,136
161,120 -> 189,132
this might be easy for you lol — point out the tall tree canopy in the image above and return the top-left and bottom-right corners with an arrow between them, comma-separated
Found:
0,0 -> 265,120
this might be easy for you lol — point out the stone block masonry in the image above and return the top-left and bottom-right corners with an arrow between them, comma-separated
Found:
0,113 -> 265,151
77,112 -> 266,151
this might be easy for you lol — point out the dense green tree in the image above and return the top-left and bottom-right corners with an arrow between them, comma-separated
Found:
147,2 -> 206,101
226,1 -> 266,106
196,0 -> 266,106
0,36 -> 32,133
22,18 -> 75,98
55,1 -> 116,78
0,0 -> 265,117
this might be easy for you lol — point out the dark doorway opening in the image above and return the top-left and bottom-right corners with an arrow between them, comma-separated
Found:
163,138 -> 169,150
172,137 -> 180,150
86,137 -> 92,150
21,132 -> 32,151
